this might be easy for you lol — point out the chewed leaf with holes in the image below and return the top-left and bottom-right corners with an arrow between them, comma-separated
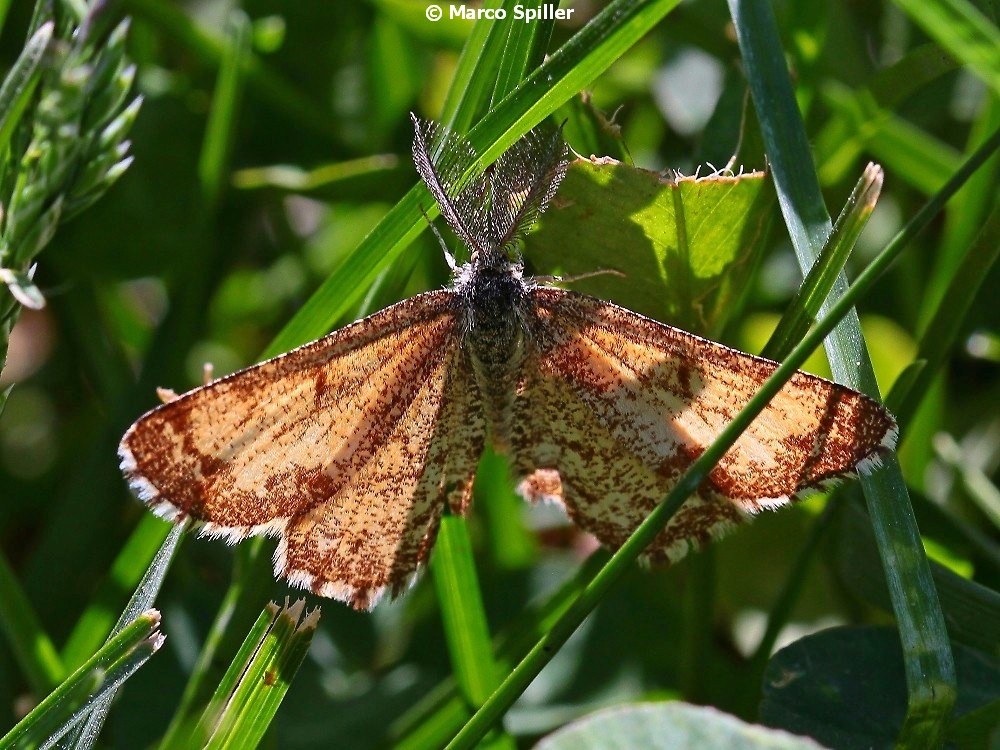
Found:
525,157 -> 775,337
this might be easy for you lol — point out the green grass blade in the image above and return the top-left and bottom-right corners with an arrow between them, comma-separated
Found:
926,93 -> 1000,323
0,611 -> 163,750
819,82 -> 960,195
741,501 -> 838,714
201,602 -> 319,750
762,163 -> 883,360
160,607 -> 273,749
887,203 -> 1000,427
157,541 -> 275,750
0,21 -> 51,167
0,0 -> 11,39
489,2 -> 554,109
60,515 -> 174,671
432,515 -> 515,749
440,0 -> 517,132
231,153 -> 402,193
838,501 -> 1000,656
123,0 -> 337,139
0,548 -> 64,694
391,553 -> 608,749
728,1 -> 972,744
198,9 -> 251,209
931,434 -> 1000,532
63,523 -> 184,749
892,0 -> 1000,96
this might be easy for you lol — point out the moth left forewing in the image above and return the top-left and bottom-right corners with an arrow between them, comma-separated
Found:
513,287 -> 896,562
119,291 -> 486,609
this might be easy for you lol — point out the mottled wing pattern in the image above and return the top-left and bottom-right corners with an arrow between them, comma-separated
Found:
119,291 -> 486,609
511,287 -> 897,564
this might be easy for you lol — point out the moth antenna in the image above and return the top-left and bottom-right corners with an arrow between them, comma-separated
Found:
419,204 -> 457,271
411,113 -> 485,256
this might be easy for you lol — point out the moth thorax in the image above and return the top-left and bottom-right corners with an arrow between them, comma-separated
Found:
462,264 -> 528,370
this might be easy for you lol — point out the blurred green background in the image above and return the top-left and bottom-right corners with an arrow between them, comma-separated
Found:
0,0 -> 997,747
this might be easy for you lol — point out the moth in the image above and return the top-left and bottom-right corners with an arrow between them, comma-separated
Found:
119,115 -> 897,610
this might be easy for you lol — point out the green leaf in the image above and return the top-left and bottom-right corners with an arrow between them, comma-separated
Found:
535,703 -> 824,749
759,625 -> 1000,750
526,158 -> 774,337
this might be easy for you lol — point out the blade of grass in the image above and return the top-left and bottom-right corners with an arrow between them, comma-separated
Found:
0,21 -> 51,165
199,602 -> 319,750
728,1 -> 978,744
432,515 -> 515,750
198,9 -> 251,209
819,82 -> 960,195
748,151 -> 950,715
63,523 -> 184,749
0,0 -> 11,38
157,540 -> 275,750
838,500 -> 1000,656
440,0 -> 516,133
739,499 -> 839,716
122,0 -> 338,139
926,92 -> 1000,323
887,203 -> 1000,427
60,515 -> 174,672
932,433 -> 1000,531
391,553 -> 608,749
762,163 -> 883,360
231,154 -> 402,193
0,611 -> 164,750
0,549 -> 64,694
185,604 -> 279,747
677,547 -> 714,703
815,43 -> 959,186
892,0 -> 1000,96
489,1 -> 555,111
445,144 -> 946,747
